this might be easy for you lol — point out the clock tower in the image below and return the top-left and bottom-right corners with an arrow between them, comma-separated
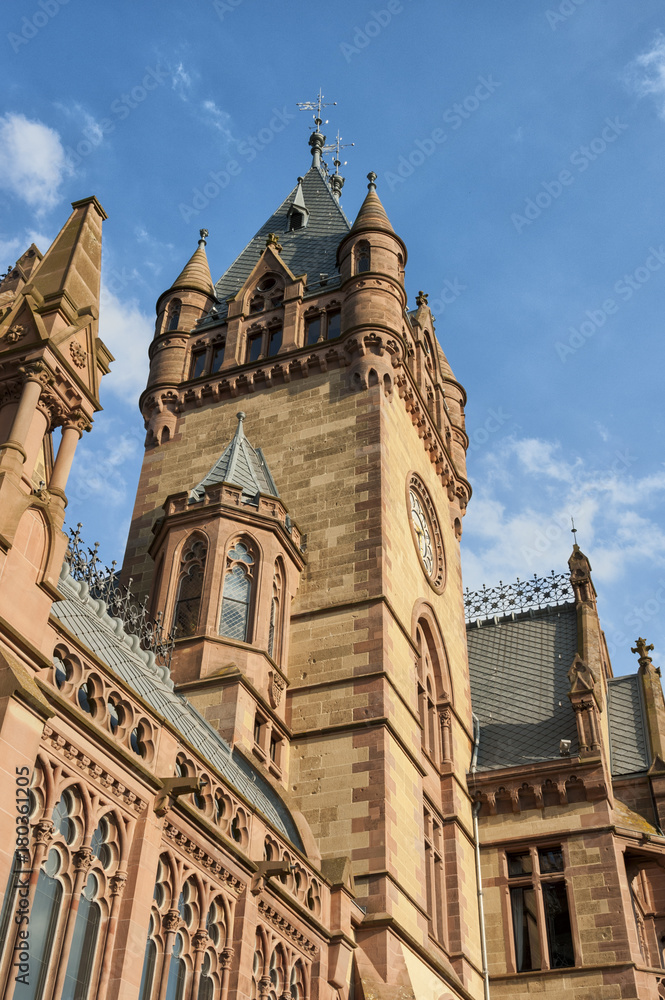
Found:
123,117 -> 481,998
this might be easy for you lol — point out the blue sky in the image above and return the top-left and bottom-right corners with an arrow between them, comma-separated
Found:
2,0 -> 665,675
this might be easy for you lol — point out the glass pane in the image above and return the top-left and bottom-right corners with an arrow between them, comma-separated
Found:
139,939 -> 156,1000
327,311 -> 341,339
14,868 -> 62,1000
507,851 -> 533,878
191,352 -> 207,379
248,335 -> 262,362
165,937 -> 186,1000
61,886 -> 100,1000
268,328 -> 282,357
306,318 -> 321,345
543,882 -> 575,968
211,344 -> 225,370
538,848 -> 564,874
228,543 -> 252,564
224,565 -> 250,602
220,597 -> 249,641
174,565 -> 204,637
0,853 -> 22,964
510,886 -> 541,972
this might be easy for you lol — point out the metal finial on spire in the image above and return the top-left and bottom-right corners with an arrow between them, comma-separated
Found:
323,131 -> 354,175
198,228 -> 209,246
297,89 -> 336,168
571,516 -> 578,544
236,411 -> 246,423
367,172 -> 377,191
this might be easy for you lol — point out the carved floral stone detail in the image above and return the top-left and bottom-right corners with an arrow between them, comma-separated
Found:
70,340 -> 87,368
5,324 -> 26,344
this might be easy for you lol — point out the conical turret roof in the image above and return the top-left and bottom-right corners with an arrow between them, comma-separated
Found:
350,174 -> 395,236
190,412 -> 279,505
169,234 -> 215,298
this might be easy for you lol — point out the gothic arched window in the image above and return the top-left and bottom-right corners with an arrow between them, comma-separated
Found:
416,623 -> 440,764
167,299 -> 182,331
355,240 -> 370,274
173,536 -> 208,637
268,560 -> 284,661
61,872 -> 101,999
219,541 -> 255,642
165,932 -> 186,1000
138,915 -> 157,1000
14,849 -> 63,1000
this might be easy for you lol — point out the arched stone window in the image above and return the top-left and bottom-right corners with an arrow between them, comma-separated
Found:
415,613 -> 453,768
138,914 -> 157,1000
167,299 -> 182,331
416,622 -> 440,764
173,536 -> 208,637
13,848 -> 63,1000
219,540 -> 255,642
61,871 -> 101,998
267,560 -> 284,661
355,240 -> 370,274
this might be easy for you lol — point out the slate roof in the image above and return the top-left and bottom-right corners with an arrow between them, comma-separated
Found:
204,165 -> 351,324
51,565 -> 303,849
190,411 -> 279,505
608,674 -> 650,776
467,604 -> 579,770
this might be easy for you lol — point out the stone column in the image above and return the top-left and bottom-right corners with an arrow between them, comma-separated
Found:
49,411 -> 91,496
95,871 -> 127,1000
155,909 -> 181,1000
187,928 -> 208,1000
0,820 -> 53,992
220,947 -> 233,1000
0,363 -> 52,470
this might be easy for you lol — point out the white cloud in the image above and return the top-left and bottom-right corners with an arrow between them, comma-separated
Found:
627,34 -> 665,117
201,99 -> 233,141
67,431 -> 142,507
98,283 -> 152,404
172,63 -> 192,100
0,228 -> 53,269
0,113 -> 70,212
462,435 -> 665,593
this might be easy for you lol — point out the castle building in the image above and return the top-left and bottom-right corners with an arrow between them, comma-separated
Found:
0,116 -> 664,1000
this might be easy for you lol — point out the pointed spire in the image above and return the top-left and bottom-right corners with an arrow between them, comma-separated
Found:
297,89 -> 336,171
169,230 -> 215,297
189,411 -> 279,505
29,196 -> 107,315
350,173 -> 395,235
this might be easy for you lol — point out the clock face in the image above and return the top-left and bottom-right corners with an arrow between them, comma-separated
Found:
410,489 -> 434,576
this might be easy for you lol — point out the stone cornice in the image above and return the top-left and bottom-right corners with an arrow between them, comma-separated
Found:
162,820 -> 246,896
257,898 -> 318,958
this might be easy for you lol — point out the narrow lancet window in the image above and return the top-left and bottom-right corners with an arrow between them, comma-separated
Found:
219,541 -> 254,642
173,537 -> 207,637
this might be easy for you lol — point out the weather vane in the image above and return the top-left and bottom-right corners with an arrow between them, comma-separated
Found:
297,88 -> 336,131
570,516 -> 578,543
323,130 -> 354,174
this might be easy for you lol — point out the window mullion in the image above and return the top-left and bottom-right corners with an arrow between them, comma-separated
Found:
533,874 -> 550,971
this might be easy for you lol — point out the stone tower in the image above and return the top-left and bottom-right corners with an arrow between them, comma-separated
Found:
123,124 -> 481,998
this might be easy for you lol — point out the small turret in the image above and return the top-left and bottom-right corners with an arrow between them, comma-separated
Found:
143,232 -> 217,446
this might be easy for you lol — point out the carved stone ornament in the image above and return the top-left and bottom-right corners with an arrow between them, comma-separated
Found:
18,360 -> 54,387
5,323 -> 26,344
33,819 -> 55,847
110,872 -> 128,897
70,340 -> 87,368
192,929 -> 209,953
73,846 -> 94,873
162,909 -> 181,933
269,671 -> 285,708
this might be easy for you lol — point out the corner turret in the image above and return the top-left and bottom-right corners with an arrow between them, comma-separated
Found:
143,231 -> 217,446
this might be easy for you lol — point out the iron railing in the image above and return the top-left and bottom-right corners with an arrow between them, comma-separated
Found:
66,524 -> 176,669
464,571 -> 574,624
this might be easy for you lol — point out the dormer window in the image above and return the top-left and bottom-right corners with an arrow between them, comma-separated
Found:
288,211 -> 304,232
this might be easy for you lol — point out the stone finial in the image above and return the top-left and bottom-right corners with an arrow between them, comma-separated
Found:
632,638 -> 655,664
367,171 -> 377,191
198,228 -> 209,246
416,290 -> 429,307
265,233 -> 283,253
